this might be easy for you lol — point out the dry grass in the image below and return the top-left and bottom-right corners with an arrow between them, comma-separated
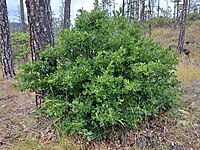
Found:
176,59 -> 200,85
153,25 -> 200,86
153,25 -> 200,62
152,27 -> 179,48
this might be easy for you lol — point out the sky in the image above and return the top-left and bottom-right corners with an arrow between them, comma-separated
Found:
6,0 -> 123,22
6,0 -> 173,22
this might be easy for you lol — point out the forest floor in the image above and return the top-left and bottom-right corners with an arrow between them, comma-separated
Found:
0,25 -> 200,149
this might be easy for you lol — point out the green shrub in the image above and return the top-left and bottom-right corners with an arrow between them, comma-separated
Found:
17,8 -> 180,140
10,32 -> 30,63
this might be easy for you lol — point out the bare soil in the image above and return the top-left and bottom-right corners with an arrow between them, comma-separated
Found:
0,73 -> 199,150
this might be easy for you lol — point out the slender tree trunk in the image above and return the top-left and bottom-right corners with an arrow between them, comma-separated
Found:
188,0 -> 190,15
25,0 -> 54,107
126,0 -> 130,20
113,0 -> 115,11
127,0 -> 130,19
177,0 -> 188,53
63,0 -> 71,29
148,0 -> 152,36
102,0 -> 106,10
157,0 -> 160,17
176,1 -> 179,19
0,0 -> 15,79
174,2 -> 176,20
140,0 -> 145,33
166,0 -> 168,10
173,2 -> 177,29
122,0 -> 125,16
135,0 -> 140,20
20,0 -> 26,32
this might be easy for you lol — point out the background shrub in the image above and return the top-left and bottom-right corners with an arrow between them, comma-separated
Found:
18,8 -> 180,140
10,32 -> 30,63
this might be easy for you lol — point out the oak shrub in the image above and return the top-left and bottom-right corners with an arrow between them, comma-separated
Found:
18,9 -> 180,140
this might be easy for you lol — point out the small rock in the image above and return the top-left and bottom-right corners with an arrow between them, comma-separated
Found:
1,105 -> 6,108
178,109 -> 190,115
31,110 -> 36,113
193,124 -> 200,128
156,132 -> 162,137
177,120 -> 189,126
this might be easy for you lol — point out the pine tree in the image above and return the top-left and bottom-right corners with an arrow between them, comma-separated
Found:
0,0 -> 15,79
25,0 -> 54,107
140,0 -> 145,32
177,0 -> 188,53
25,0 -> 54,61
20,0 -> 26,32
64,0 -> 71,28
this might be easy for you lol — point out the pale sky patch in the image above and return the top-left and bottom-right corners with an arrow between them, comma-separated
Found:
6,0 -> 123,22
6,0 -> 172,22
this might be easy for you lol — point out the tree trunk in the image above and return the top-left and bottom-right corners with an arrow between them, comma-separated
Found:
173,1 -> 177,29
25,0 -> 54,61
148,0 -> 152,36
177,0 -> 188,53
0,0 -> 15,79
176,1 -> 179,19
188,0 -> 190,15
166,0 -> 168,10
113,0 -> 115,11
25,0 -> 54,107
140,0 -> 145,33
136,0 -> 140,20
128,0 -> 135,21
157,0 -> 160,17
20,0 -> 26,32
122,0 -> 125,16
63,0 -> 71,29
102,0 -> 106,10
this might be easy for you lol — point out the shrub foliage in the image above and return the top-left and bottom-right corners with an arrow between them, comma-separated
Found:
18,8 -> 180,140
10,32 -> 30,63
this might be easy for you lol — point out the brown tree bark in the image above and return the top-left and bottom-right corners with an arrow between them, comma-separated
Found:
0,0 -> 15,79
25,0 -> 54,61
177,0 -> 188,53
25,0 -> 54,107
63,0 -> 71,28
20,0 -> 26,32
140,0 -> 145,33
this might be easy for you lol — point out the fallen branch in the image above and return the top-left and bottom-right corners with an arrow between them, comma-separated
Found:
0,95 -> 14,101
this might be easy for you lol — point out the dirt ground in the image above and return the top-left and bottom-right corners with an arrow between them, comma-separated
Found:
0,69 -> 199,150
